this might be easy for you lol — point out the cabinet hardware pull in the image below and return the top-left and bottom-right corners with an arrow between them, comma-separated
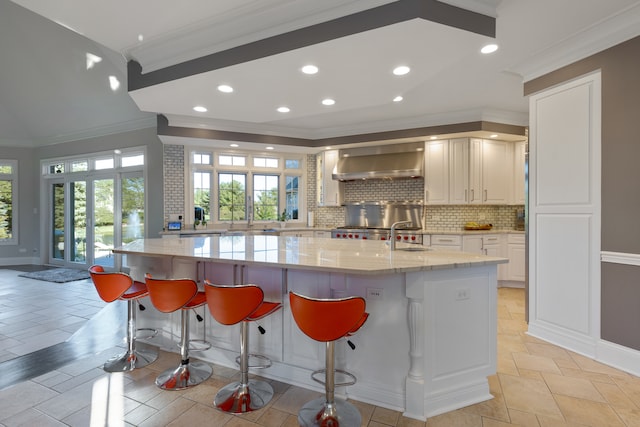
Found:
471,189 -> 474,201
484,189 -> 487,202
464,189 -> 467,202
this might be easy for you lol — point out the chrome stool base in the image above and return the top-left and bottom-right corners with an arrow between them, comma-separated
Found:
299,398 -> 361,427
103,344 -> 158,373
214,379 -> 274,413
155,360 -> 212,390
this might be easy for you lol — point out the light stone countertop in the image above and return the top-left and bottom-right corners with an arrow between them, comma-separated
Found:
115,235 -> 507,275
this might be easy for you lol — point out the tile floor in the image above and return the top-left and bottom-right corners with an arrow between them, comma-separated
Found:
2,268 -> 640,426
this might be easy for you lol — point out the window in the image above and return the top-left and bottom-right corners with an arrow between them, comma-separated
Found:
285,159 -> 300,169
253,157 -> 278,168
71,160 -> 88,172
193,152 -> 211,165
218,173 -> 246,221
95,157 -> 114,170
121,154 -> 144,167
285,176 -> 299,219
219,155 -> 246,167
253,174 -> 279,220
188,148 -> 304,224
0,160 -> 17,244
194,171 -> 211,222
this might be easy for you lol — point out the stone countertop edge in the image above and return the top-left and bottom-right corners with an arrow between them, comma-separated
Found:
114,237 -> 508,276
160,227 -> 525,236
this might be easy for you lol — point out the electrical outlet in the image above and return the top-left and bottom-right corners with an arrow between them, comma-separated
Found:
367,288 -> 383,300
455,288 -> 470,300
478,214 -> 486,220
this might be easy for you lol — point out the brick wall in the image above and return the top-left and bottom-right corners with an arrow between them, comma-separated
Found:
163,144 -> 184,220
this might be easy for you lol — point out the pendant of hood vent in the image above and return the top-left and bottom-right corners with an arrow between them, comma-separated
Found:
331,143 -> 424,181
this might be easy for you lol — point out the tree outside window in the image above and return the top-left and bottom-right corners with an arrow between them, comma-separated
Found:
253,174 -> 278,220
218,173 -> 246,221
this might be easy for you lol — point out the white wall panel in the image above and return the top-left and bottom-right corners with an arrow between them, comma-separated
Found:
529,72 -> 601,357
536,214 -> 591,334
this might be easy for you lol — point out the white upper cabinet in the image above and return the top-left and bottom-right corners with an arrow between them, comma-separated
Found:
512,140 -> 526,205
424,138 -> 516,205
316,150 -> 343,207
475,138 -> 512,204
449,138 -> 470,204
424,140 -> 450,204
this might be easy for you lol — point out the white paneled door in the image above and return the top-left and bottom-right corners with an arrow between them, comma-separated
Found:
528,72 -> 601,357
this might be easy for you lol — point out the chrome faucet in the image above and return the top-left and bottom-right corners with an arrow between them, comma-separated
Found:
390,221 -> 412,251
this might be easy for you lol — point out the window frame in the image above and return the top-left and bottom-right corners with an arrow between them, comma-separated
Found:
186,147 -> 305,225
0,160 -> 18,245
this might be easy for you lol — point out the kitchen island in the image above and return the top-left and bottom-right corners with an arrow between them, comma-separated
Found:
114,235 -> 506,421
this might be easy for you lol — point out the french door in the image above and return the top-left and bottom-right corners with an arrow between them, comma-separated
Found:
48,172 -> 144,270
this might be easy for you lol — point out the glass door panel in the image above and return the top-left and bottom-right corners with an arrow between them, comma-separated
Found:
120,174 -> 144,268
70,181 -> 87,263
93,178 -> 115,268
51,182 -> 65,262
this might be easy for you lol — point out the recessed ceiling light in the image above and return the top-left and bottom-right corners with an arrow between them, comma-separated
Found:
230,143 -> 239,148
481,43 -> 499,54
193,106 -> 207,112
301,65 -> 318,75
322,98 -> 335,106
393,95 -> 403,102
266,146 -> 275,150
490,134 -> 499,138
137,34 -> 144,42
218,84 -> 233,93
114,149 -> 122,154
430,136 -> 438,140
393,65 -> 410,76
277,106 -> 290,113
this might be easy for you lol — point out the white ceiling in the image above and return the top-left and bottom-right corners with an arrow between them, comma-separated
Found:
3,0 -> 640,149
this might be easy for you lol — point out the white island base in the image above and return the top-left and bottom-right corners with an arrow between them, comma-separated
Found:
118,236 -> 500,421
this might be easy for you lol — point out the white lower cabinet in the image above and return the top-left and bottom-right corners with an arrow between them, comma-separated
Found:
313,230 -> 331,238
462,234 -> 506,280
429,234 -> 462,251
506,234 -> 526,283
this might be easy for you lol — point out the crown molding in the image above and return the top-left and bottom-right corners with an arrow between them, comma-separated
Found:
510,2 -> 640,82
29,116 -> 157,147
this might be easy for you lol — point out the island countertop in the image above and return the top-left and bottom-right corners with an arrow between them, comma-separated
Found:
114,235 -> 507,275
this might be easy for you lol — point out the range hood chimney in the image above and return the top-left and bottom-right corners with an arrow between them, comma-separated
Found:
331,142 -> 424,181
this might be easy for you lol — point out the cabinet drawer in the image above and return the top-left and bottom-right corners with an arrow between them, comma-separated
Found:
430,235 -> 462,245
482,235 -> 501,244
508,233 -> 525,244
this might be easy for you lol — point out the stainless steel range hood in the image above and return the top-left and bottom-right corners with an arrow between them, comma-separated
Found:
331,142 -> 424,181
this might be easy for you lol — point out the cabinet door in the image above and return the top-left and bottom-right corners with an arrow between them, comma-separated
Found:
317,150 -> 343,207
507,244 -> 526,281
513,140 -> 526,204
462,235 -> 483,254
424,140 -> 450,204
449,138 -> 470,204
482,140 -> 511,204
468,138 -> 483,204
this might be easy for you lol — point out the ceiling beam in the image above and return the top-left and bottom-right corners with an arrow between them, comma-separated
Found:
129,0 -> 495,91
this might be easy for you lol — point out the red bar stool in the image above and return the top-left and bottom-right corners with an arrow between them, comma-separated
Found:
88,265 -> 158,372
289,291 -> 368,427
204,281 -> 282,413
145,276 -> 213,390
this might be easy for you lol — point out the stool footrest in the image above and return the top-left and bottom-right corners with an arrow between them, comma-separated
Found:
185,339 -> 212,352
135,327 -> 158,341
235,353 -> 272,369
311,368 -> 357,387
